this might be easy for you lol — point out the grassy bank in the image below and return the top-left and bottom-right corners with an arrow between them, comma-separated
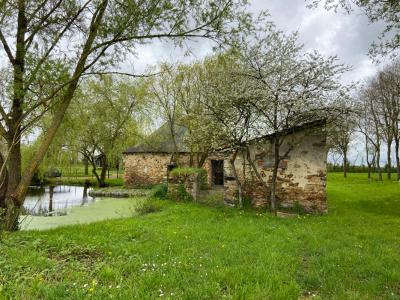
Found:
1,173 -> 399,299
46,177 -> 123,187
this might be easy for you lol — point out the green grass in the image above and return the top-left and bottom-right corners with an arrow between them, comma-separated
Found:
1,173 -> 400,299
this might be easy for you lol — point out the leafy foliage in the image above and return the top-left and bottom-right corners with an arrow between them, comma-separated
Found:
135,199 -> 162,216
148,184 -> 168,199
170,167 -> 208,189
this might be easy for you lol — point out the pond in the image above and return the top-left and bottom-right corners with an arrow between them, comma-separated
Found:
23,185 -> 94,216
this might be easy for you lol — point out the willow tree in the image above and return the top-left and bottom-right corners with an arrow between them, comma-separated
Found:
63,76 -> 141,187
0,0 -> 248,231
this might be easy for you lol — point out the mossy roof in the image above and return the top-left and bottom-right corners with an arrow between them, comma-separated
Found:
123,123 -> 189,154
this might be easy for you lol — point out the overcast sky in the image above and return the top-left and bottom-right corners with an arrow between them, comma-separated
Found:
127,0 -> 387,87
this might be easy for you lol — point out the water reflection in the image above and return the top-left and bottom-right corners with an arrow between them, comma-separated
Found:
23,185 -> 94,216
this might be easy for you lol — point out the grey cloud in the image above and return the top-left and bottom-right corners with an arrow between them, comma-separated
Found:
122,0 -> 387,83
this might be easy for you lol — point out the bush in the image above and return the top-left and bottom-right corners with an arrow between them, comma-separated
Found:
169,167 -> 208,190
149,184 -> 168,199
176,183 -> 193,202
135,199 -> 161,215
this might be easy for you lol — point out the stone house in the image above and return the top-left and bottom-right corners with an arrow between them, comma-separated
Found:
123,120 -> 327,212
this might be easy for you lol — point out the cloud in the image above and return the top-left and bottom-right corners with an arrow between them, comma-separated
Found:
122,0 -> 387,84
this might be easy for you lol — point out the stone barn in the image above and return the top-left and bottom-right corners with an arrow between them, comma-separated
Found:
123,120 -> 327,212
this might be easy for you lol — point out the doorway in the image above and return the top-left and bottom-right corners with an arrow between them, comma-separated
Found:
211,160 -> 224,186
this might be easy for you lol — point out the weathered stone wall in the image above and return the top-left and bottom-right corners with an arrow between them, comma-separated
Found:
123,126 -> 327,212
224,127 -> 327,212
167,172 -> 200,202
123,152 -> 225,187
123,153 -> 191,186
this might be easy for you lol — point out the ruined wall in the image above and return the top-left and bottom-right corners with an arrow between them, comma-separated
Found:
167,172 -> 200,202
124,152 -> 225,187
123,153 -> 191,186
224,127 -> 327,213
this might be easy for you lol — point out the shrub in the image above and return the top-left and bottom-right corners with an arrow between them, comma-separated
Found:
177,183 -> 193,201
135,199 -> 161,215
149,184 -> 168,199
169,167 -> 208,190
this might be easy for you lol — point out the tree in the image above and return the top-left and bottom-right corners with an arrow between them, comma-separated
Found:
358,81 -> 385,181
0,0 -> 248,231
378,60 -> 400,180
356,60 -> 400,181
200,54 -> 255,208
147,65 -> 182,164
328,114 -> 356,178
308,0 -> 400,59
237,29 -> 351,213
64,76 -> 141,187
357,94 -> 378,180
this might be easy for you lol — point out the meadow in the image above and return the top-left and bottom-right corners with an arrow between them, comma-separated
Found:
0,173 -> 399,299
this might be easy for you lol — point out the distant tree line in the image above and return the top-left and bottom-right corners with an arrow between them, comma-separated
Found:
330,59 -> 400,180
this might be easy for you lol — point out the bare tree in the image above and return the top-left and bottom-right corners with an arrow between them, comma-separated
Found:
328,113 -> 357,178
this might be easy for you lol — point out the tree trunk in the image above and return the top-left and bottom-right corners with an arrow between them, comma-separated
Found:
84,156 -> 89,175
90,162 -> 101,186
270,138 -> 280,215
229,149 -> 243,208
3,0 -> 27,231
4,144 -> 22,231
246,147 -> 269,207
395,137 -> 400,181
387,139 -> 392,179
197,151 -> 209,168
99,156 -> 108,187
343,148 -> 348,178
2,0 -> 108,231
0,152 -> 9,209
376,147 -> 382,181
367,164 -> 371,180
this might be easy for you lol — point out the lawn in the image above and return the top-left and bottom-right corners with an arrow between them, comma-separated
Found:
1,173 -> 399,299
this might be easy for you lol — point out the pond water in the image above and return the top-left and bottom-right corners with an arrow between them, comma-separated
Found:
23,185 -> 94,216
